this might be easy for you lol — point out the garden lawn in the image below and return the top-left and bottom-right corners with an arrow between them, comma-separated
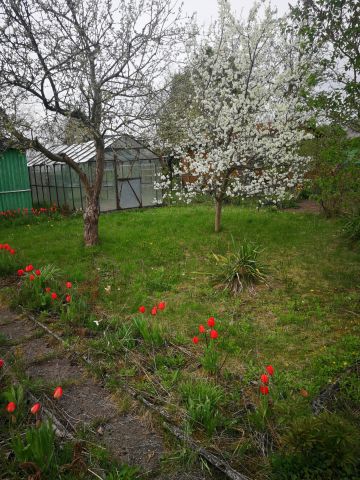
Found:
1,204 -> 360,477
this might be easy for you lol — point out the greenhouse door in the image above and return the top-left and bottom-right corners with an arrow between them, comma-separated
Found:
118,178 -> 141,209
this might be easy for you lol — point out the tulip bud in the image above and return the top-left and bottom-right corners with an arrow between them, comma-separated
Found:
30,403 -> 41,414
53,386 -> 63,399
6,402 -> 16,413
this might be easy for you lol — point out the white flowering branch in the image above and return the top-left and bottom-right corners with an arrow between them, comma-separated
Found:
155,1 -> 314,232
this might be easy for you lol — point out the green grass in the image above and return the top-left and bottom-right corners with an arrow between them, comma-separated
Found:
1,204 -> 360,477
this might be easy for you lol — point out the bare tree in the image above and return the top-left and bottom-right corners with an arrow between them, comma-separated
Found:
0,0 -> 191,245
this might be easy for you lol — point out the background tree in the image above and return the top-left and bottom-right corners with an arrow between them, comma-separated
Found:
156,1 -> 314,232
0,0 -> 191,245
290,0 -> 360,131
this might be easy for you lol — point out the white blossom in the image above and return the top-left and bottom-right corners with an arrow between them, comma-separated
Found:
155,1 -> 314,228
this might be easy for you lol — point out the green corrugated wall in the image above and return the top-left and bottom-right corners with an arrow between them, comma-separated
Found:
0,148 -> 32,211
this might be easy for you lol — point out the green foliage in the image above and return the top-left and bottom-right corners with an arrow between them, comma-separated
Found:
90,322 -> 137,355
271,413 -> 360,479
155,353 -> 186,370
1,384 -> 25,419
60,294 -> 91,326
212,241 -> 267,294
301,126 -> 360,216
133,317 -> 164,347
0,247 -> 19,276
201,343 -> 221,374
11,420 -> 55,474
344,214 -> 360,242
12,264 -> 59,312
180,380 -> 223,435
104,465 -> 139,479
2,384 -> 24,405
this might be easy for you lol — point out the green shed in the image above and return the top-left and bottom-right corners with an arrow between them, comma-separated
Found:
0,141 -> 32,212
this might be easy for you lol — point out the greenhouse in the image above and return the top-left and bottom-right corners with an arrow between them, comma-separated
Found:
27,136 -> 163,212
0,141 -> 32,212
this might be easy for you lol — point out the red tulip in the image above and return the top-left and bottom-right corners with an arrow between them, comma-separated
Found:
3,244 -> 10,250
35,269 -> 41,276
266,365 -> 274,376
151,306 -> 157,315
65,295 -> 71,303
261,374 -> 269,384
0,359 -> 4,368
158,301 -> 166,310
45,287 -> 51,293
192,336 -> 199,344
207,317 -> 215,327
260,386 -> 269,395
25,265 -> 34,272
29,274 -> 35,281
6,402 -> 16,413
9,249 -> 15,255
17,269 -> 25,277
199,324 -> 206,333
65,281 -> 72,289
53,386 -> 63,399
51,292 -> 58,300
138,305 -> 146,313
0,244 -> 3,249
30,403 -> 41,414
210,329 -> 218,339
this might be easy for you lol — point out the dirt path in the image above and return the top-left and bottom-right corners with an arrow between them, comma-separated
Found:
0,305 -> 213,479
286,199 -> 321,214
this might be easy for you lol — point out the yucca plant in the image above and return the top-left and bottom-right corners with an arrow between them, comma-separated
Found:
212,241 -> 268,294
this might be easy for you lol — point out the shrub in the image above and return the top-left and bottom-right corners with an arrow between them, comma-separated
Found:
179,379 -> 223,435
212,241 -> 267,294
300,125 -> 360,217
271,413 -> 360,479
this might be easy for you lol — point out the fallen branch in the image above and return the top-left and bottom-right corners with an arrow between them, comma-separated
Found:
28,392 -> 74,440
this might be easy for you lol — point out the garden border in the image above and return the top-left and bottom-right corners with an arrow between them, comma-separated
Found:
25,311 -> 252,480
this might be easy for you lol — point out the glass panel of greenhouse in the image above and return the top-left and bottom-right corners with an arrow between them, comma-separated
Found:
27,136 -> 162,212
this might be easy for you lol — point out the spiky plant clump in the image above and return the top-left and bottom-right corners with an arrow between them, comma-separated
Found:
213,242 -> 268,295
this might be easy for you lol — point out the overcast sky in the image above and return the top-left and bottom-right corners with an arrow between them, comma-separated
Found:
182,0 -> 294,26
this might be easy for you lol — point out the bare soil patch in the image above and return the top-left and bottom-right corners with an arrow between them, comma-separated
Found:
286,199 -> 321,214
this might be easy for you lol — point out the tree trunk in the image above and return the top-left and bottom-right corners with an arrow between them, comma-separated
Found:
83,195 -> 99,246
215,198 -> 223,233
82,136 -> 104,246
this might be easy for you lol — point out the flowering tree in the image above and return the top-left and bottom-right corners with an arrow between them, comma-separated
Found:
156,1 -> 313,232
0,0 -> 191,245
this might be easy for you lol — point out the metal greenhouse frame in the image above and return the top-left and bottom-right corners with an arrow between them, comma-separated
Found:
27,135 -> 162,212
